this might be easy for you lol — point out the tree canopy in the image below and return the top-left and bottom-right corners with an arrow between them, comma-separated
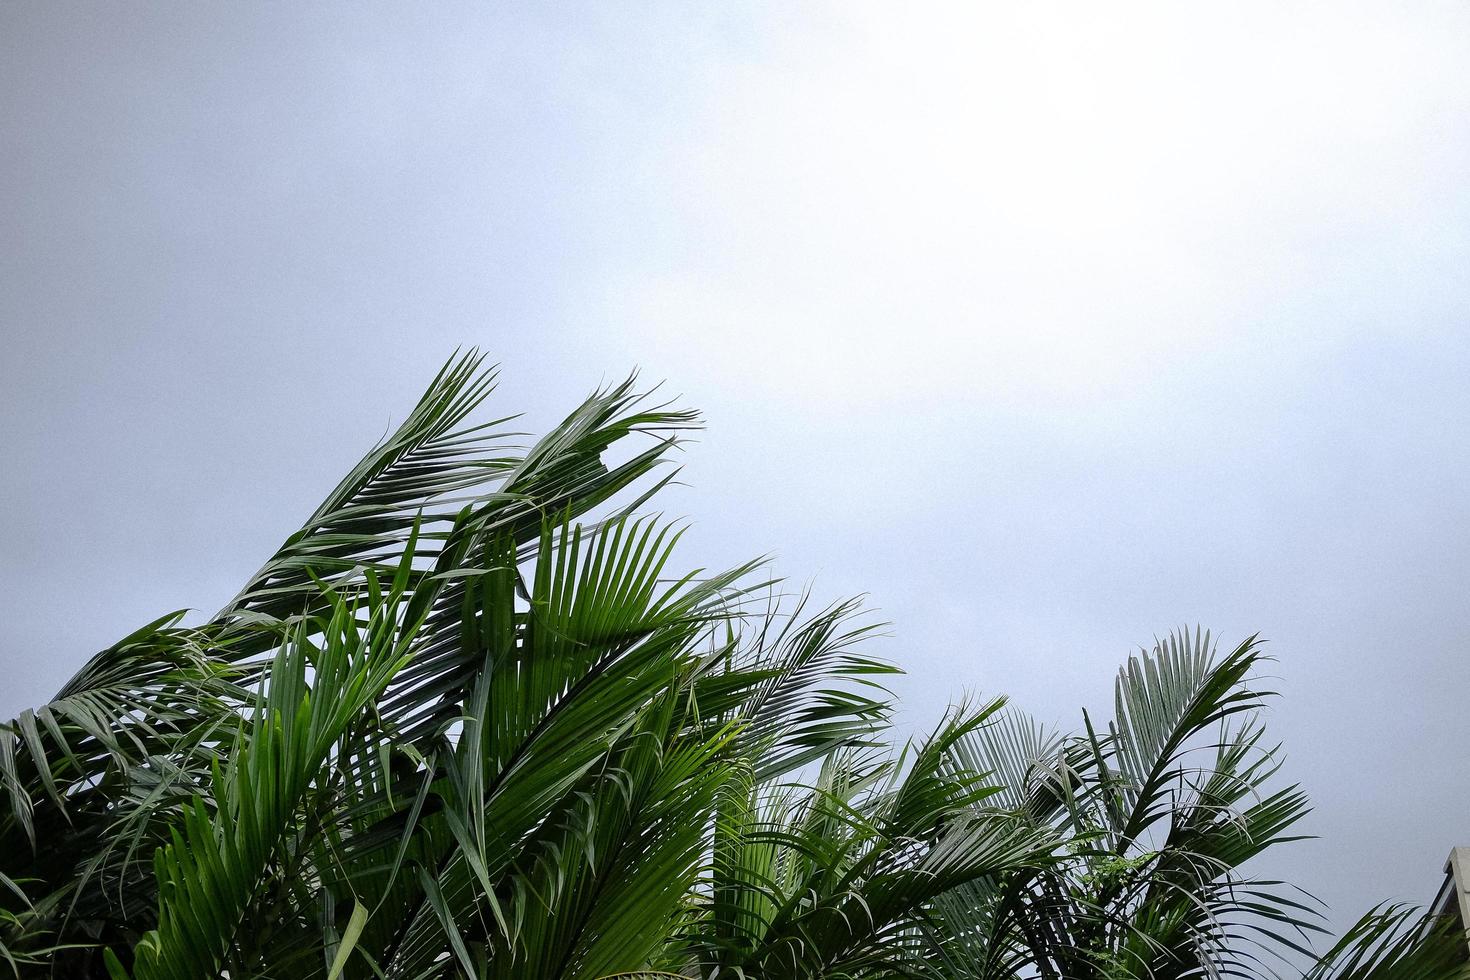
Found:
2,353 -> 1463,979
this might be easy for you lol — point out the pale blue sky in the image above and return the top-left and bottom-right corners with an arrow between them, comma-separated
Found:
3,0 -> 1468,950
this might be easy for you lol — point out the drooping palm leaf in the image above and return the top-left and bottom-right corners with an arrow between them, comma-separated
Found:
1302,904 -> 1470,980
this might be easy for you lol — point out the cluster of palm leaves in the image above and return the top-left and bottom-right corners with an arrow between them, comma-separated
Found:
2,353 -> 1464,979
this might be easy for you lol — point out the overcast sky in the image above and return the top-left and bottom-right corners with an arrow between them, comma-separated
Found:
3,0 -> 1468,950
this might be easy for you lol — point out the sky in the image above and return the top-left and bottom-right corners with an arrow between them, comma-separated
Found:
2,0 -> 1468,952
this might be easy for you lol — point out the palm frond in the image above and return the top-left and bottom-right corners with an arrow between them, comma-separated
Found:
1302,904 -> 1470,980
111,578 -> 416,980
2,357 -> 1444,980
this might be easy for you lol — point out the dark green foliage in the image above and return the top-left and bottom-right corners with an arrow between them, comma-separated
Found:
1,354 -> 1461,979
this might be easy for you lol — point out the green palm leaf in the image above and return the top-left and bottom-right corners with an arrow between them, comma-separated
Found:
108,578 -> 417,980
2,357 -> 1453,980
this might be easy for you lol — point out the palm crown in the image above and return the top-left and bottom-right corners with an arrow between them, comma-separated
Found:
1,353 -> 1462,979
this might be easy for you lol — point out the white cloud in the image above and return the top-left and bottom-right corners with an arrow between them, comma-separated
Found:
590,1 -> 1470,412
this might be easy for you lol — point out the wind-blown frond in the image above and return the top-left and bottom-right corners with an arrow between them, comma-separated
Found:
1,358 -> 1443,980
0,614 -> 238,844
688,700 -> 1051,980
109,579 -> 418,980
937,629 -> 1330,980
715,591 -> 896,782
1303,904 -> 1470,980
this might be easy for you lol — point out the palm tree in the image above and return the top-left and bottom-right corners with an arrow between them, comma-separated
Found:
927,632 -> 1468,980
0,353 -> 1462,979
